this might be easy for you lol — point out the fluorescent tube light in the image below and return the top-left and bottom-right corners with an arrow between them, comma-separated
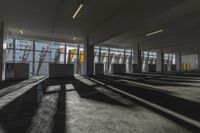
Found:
73,36 -> 77,41
19,28 -> 24,35
72,3 -> 84,19
146,29 -> 164,36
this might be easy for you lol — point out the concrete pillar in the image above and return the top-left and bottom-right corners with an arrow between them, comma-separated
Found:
123,49 -> 126,64
133,43 -> 142,72
156,48 -> 164,72
13,38 -> 16,63
175,52 -> 181,71
76,44 -> 80,74
84,35 -> 94,76
197,53 -> 200,71
0,22 -> 4,81
107,48 -> 110,73
98,47 -> 101,63
64,43 -> 67,64
32,41 -> 35,74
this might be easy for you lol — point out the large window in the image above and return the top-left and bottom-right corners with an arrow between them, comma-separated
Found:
15,39 -> 33,74
4,37 -> 85,77
142,51 -> 157,72
94,46 -> 133,73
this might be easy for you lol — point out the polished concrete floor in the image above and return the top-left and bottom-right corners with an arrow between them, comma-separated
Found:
0,75 -> 199,133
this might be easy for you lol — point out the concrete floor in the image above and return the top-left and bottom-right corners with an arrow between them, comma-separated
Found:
103,73 -> 200,103
0,75 -> 198,133
33,76 -> 195,133
63,77 -> 192,133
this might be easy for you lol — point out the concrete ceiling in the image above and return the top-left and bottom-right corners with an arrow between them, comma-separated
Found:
0,0 -> 131,43
0,0 -> 200,54
98,0 -> 200,53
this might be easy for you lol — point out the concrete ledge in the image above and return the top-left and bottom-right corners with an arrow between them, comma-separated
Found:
49,64 -> 74,78
111,64 -> 126,74
95,64 -> 104,75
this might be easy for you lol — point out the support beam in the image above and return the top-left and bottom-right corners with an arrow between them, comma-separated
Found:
156,48 -> 164,72
133,43 -> 142,72
0,22 -> 4,81
175,52 -> 182,71
84,35 -> 94,76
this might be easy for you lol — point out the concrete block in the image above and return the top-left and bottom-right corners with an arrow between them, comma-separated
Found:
147,64 -> 157,72
49,64 -> 74,78
111,64 -> 126,74
171,65 -> 177,71
95,64 -> 104,75
5,63 -> 29,80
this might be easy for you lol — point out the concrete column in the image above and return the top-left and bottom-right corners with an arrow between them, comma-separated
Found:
197,53 -> 200,71
123,49 -> 126,64
98,47 -> 101,63
84,35 -> 94,76
64,43 -> 67,64
13,38 -> 16,63
0,22 -> 4,81
107,48 -> 110,73
175,52 -> 181,71
32,41 -> 35,74
133,43 -> 142,72
76,44 -> 80,74
156,48 -> 164,72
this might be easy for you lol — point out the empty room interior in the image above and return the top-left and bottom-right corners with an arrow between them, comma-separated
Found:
1,0 -> 200,133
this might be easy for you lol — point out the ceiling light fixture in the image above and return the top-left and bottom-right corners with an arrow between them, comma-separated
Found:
72,2 -> 84,19
19,28 -> 24,35
146,29 -> 164,36
73,36 -> 77,41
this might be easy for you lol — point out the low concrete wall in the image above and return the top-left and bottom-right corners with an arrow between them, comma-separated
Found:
111,64 -> 126,74
171,64 -> 177,71
132,64 -> 138,73
5,63 -> 29,80
147,64 -> 157,72
95,64 -> 104,75
49,64 -> 74,78
14,63 -> 29,80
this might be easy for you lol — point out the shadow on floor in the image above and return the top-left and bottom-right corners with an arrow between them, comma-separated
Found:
73,77 -> 133,108
90,75 -> 200,133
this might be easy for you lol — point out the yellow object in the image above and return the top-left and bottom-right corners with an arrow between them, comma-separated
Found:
188,64 -> 192,71
79,51 -> 84,64
68,49 -> 76,63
